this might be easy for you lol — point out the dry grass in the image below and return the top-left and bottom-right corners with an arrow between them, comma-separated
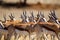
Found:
0,28 -> 59,40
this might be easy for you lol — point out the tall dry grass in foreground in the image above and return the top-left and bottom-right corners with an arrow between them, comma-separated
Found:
0,27 -> 59,40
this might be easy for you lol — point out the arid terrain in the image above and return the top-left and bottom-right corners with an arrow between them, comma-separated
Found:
0,3 -> 60,40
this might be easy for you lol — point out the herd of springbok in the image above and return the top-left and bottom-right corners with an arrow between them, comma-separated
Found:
0,10 -> 60,40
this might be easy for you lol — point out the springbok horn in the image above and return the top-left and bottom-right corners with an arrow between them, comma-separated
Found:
31,11 -> 34,19
49,11 -> 60,24
50,10 -> 57,19
40,12 -> 47,22
3,14 -> 6,22
9,13 -> 14,20
25,11 -> 27,19
23,11 -> 27,19
37,11 -> 40,18
40,12 -> 44,18
11,13 -> 14,18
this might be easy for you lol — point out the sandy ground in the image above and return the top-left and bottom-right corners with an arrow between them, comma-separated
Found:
0,4 -> 60,21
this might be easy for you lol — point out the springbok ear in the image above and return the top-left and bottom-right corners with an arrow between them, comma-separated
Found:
24,11 -> 26,15
40,12 -> 44,18
48,15 -> 51,18
10,13 -> 14,18
31,11 -> 34,17
50,10 -> 54,15
39,11 -> 41,15
50,10 -> 55,16
40,13 -> 42,18
50,10 -> 52,14
48,15 -> 54,20
23,11 -> 25,16
52,10 -> 55,14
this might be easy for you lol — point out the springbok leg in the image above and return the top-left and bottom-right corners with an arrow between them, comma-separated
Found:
7,25 -> 16,40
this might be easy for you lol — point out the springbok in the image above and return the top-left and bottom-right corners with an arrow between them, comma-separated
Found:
0,14 -> 8,40
6,13 -> 17,40
48,10 -> 60,24
47,10 -> 60,40
48,10 -> 60,32
0,20 -> 4,29
0,14 -> 7,29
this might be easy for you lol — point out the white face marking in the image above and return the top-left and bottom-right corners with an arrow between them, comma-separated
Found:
43,18 -> 47,22
56,20 -> 60,24
34,20 -> 36,23
13,18 -> 16,21
0,22 -> 4,28
26,18 -> 29,22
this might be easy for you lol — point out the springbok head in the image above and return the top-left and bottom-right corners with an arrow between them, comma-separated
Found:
30,11 -> 36,23
9,13 -> 15,20
37,11 -> 40,19
23,11 -> 27,19
24,11 -> 30,22
49,10 -> 60,24
20,11 -> 29,23
38,12 -> 47,22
